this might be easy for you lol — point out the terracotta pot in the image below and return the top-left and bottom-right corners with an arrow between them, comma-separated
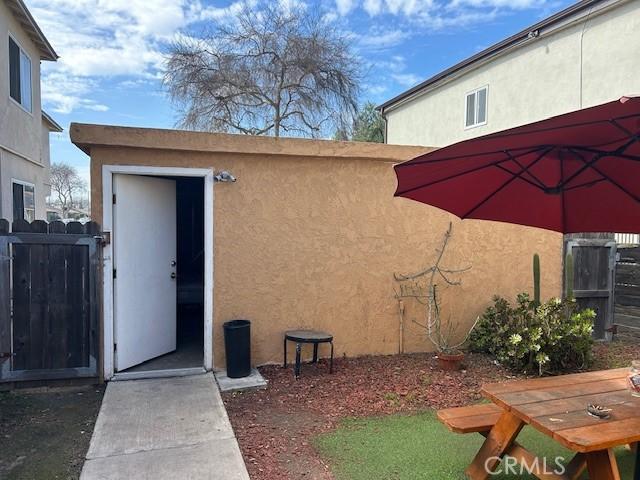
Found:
437,351 -> 464,371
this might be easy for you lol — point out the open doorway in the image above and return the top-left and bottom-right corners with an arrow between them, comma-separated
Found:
114,175 -> 205,374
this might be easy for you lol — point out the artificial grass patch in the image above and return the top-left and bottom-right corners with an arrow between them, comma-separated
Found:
315,411 -> 635,480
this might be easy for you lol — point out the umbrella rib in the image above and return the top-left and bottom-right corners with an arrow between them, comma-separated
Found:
563,177 -> 608,191
398,113 -> 640,171
570,131 -> 640,159
572,149 -> 640,163
493,164 -> 546,190
396,145 -> 545,168
580,162 -> 640,204
569,147 -> 640,202
560,148 -> 605,189
395,147 -> 549,197
507,155 -> 549,190
460,148 -> 551,220
394,160 -> 506,197
470,112 -> 640,142
609,118 -> 635,138
563,132 -> 640,188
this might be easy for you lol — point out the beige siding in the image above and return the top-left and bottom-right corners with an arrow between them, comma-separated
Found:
0,0 -> 50,220
386,0 -> 640,147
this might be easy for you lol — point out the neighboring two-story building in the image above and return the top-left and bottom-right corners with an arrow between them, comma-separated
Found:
1,0 -> 60,222
379,0 -> 638,148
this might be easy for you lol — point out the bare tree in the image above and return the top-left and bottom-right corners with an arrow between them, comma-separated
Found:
49,162 -> 86,217
164,3 -> 361,137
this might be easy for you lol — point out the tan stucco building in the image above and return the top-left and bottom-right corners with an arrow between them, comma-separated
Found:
379,0 -> 638,148
0,0 -> 61,222
71,123 -> 562,380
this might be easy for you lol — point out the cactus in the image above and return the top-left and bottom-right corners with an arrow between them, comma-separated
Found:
533,253 -> 541,307
565,252 -> 574,300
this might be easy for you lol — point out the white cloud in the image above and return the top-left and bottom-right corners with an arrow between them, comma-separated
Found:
40,71 -> 109,114
362,83 -> 387,95
28,0 -> 555,114
28,0 -> 249,114
391,72 -> 421,87
335,0 -> 356,15
363,0 -> 382,15
333,0 -> 551,30
448,0 -> 539,8
198,0 -> 249,21
357,29 -> 410,50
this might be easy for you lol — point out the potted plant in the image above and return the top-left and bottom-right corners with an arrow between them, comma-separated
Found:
394,223 -> 476,371
429,284 -> 476,371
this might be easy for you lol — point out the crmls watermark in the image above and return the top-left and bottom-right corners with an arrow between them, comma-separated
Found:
485,455 -> 567,476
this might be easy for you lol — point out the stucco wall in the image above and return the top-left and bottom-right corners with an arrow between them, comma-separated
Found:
0,148 -> 48,220
82,127 -> 562,368
385,0 -> 640,147
0,0 -> 43,161
0,1 -> 50,220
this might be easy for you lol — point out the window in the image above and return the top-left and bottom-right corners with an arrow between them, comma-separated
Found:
12,181 -> 35,222
8,36 -> 32,112
465,86 -> 487,128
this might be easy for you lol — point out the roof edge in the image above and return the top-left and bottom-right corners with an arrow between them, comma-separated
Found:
42,111 -> 63,132
6,0 -> 58,60
69,123 -> 435,161
378,0 -> 619,112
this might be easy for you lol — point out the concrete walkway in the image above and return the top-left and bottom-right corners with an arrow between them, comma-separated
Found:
80,373 -> 250,480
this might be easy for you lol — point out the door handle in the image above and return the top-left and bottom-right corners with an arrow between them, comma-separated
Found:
170,272 -> 176,279
171,260 -> 177,267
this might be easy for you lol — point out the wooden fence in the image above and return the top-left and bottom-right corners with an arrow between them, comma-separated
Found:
565,238 -> 616,340
615,233 -> 640,245
615,246 -> 640,330
0,219 -> 101,382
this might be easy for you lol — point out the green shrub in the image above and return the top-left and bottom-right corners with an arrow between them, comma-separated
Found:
469,293 -> 595,375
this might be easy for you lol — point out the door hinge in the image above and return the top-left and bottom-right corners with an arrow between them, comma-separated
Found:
112,194 -> 116,204
114,343 -> 117,352
113,268 -> 117,279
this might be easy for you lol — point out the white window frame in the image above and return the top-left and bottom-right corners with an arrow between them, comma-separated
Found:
8,33 -> 33,114
12,179 -> 36,222
464,85 -> 488,130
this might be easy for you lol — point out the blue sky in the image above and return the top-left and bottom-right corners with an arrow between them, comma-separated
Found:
27,0 -> 574,185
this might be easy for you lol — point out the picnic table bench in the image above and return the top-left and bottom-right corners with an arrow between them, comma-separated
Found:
438,368 -> 640,480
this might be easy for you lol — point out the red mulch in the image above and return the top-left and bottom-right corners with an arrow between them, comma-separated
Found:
222,352 -> 513,480
223,338 -> 640,480
592,332 -> 640,369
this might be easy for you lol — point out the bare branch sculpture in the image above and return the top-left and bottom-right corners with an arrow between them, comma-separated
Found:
394,222 -> 476,353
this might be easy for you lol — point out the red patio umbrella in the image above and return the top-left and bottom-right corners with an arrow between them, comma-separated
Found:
394,96 -> 640,233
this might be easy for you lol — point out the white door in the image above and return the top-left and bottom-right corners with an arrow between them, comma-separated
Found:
113,174 -> 177,371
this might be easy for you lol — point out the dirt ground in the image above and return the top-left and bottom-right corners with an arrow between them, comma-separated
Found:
223,337 -> 640,480
0,337 -> 636,480
0,385 -> 105,480
222,352 -> 513,480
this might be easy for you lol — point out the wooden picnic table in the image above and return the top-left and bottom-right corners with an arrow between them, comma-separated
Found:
467,368 -> 640,480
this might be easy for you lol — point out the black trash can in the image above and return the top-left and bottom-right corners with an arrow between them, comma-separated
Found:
223,319 -> 251,378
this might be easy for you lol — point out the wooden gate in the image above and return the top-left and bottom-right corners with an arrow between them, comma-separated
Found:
0,219 -> 101,382
615,245 -> 640,331
565,239 -> 617,340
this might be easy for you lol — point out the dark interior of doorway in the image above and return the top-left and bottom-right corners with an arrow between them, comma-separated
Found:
125,176 -> 204,372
